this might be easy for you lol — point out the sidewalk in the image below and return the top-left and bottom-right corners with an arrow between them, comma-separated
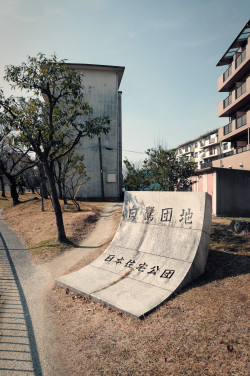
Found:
0,210 -> 42,375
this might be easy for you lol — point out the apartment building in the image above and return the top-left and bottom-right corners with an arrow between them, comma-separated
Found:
175,129 -> 231,170
67,63 -> 124,200
176,21 -> 250,216
215,19 -> 250,170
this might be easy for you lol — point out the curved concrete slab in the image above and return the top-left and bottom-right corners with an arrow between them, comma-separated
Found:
57,192 -> 212,318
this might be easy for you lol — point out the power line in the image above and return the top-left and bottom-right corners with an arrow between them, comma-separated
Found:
123,149 -> 146,154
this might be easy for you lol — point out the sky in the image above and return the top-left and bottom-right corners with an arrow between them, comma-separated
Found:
0,0 -> 249,164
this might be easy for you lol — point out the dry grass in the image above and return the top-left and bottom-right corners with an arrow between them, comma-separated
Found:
50,216 -> 249,376
1,193 -> 249,375
1,192 -> 103,263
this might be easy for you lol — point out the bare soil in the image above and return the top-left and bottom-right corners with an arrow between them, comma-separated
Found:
1,193 -> 103,263
1,193 -> 249,376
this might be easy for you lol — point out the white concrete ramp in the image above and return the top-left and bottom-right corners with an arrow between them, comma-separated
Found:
57,192 -> 212,318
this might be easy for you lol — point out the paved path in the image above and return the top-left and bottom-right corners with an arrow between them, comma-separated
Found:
0,211 -> 42,376
0,203 -> 121,375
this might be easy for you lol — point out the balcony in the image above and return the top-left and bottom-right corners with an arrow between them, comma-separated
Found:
209,137 -> 217,144
236,145 -> 248,153
235,48 -> 246,69
203,147 -> 219,159
223,122 -> 232,135
200,150 -> 235,169
223,65 -> 232,82
235,81 -> 246,99
218,110 -> 250,142
236,113 -> 247,129
218,76 -> 250,117
200,161 -> 212,169
223,94 -> 232,109
218,40 -> 250,92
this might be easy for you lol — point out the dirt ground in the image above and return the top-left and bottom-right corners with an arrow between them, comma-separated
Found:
1,193 -> 250,376
2,193 -> 103,263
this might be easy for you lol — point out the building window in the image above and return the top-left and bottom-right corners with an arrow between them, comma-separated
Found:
194,152 -> 198,158
223,143 -> 228,150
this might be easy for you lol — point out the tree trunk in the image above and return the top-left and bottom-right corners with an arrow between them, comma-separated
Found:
62,180 -> 67,204
55,161 -> 63,200
10,179 -> 19,205
41,195 -> 45,212
38,163 -> 48,199
57,179 -> 63,200
44,162 -> 68,243
0,175 -> 5,197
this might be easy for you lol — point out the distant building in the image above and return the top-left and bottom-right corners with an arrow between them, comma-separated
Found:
175,129 -> 231,170
68,63 -> 125,200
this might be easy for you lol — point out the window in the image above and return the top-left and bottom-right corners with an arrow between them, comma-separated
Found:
223,143 -> 228,151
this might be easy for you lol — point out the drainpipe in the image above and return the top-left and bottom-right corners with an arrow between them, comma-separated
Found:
219,142 -> 223,167
248,127 -> 250,151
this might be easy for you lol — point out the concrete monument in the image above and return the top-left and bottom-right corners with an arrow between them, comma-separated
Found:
57,191 -> 212,318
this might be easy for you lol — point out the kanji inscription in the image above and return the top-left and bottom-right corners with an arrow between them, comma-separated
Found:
126,204 -> 194,226
179,208 -> 193,224
104,254 -> 175,280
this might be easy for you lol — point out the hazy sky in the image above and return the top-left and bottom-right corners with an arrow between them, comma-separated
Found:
0,0 -> 249,163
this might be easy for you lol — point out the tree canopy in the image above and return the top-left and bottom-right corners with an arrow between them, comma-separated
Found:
124,146 -> 197,191
0,53 -> 111,242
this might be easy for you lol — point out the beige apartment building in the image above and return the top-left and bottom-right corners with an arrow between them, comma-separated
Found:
176,20 -> 250,216
215,19 -> 250,170
175,129 -> 231,170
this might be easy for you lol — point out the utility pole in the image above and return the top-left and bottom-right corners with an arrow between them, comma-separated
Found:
98,137 -> 105,198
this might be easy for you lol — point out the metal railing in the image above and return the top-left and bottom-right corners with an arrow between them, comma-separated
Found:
223,65 -> 232,81
209,137 -> 217,144
223,94 -> 232,109
236,113 -> 247,129
200,150 -> 235,169
236,146 -> 248,154
236,81 -> 246,99
200,161 -> 212,169
235,48 -> 246,69
223,122 -> 232,135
